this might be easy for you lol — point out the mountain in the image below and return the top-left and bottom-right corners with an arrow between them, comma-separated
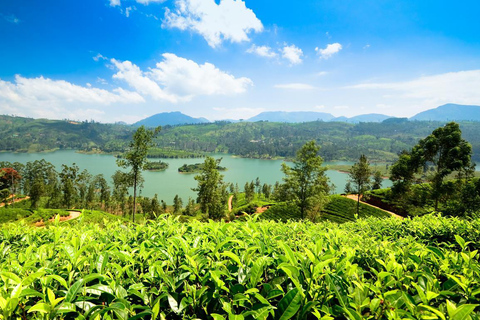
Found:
341,113 -> 392,123
410,104 -> 480,121
247,111 -> 336,122
134,112 -> 210,127
247,111 -> 390,123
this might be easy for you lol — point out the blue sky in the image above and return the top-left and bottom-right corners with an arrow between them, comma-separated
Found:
1,0 -> 480,123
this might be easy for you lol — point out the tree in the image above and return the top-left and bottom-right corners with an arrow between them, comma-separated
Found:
255,177 -> 261,194
262,183 -> 272,200
372,171 -> 383,190
173,195 -> 183,214
59,164 -> 80,208
117,125 -> 160,222
184,197 -> 196,216
280,140 -> 330,219
390,122 -> 473,211
193,156 -> 228,220
112,170 -> 133,216
244,181 -> 255,203
348,155 -> 372,215
0,168 -> 21,204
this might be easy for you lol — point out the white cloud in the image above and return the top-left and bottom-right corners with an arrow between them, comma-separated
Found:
350,70 -> 480,108
1,14 -> 20,24
125,6 -> 136,17
316,71 -> 328,77
247,45 -> 277,58
314,105 -> 326,110
281,44 -> 303,65
274,83 -> 316,90
109,0 -> 121,7
163,0 -> 263,48
93,53 -> 107,62
334,105 -> 350,110
136,0 -> 165,4
0,75 -> 144,120
111,53 -> 253,103
363,44 -> 371,49
315,43 -> 342,59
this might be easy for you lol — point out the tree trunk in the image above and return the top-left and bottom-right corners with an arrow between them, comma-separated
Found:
11,175 -> 15,205
357,193 -> 360,216
133,173 -> 137,223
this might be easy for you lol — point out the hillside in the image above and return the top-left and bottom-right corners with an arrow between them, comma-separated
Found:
247,111 -> 335,122
134,111 -> 210,127
3,115 -> 480,162
411,103 -> 480,121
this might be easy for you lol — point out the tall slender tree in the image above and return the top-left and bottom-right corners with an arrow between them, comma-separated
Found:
117,125 -> 160,222
348,154 -> 372,215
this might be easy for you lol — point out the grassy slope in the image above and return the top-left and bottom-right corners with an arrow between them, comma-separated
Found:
260,195 -> 390,222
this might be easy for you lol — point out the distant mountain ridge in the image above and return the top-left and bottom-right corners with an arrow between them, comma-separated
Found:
410,104 -> 480,121
247,111 -> 391,123
134,111 -> 209,127
133,104 -> 480,126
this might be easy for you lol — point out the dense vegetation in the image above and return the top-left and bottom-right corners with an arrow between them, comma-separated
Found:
144,161 -> 169,171
3,115 -> 480,162
0,215 -> 479,319
178,162 -> 227,173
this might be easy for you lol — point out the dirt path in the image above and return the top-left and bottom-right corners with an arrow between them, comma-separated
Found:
344,194 -> 403,219
0,196 -> 30,208
34,210 -> 82,227
228,195 -> 233,212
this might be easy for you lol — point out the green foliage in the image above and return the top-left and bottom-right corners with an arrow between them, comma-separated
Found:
117,125 -> 160,222
4,115 -> 480,162
390,122 -> 473,211
178,162 -> 226,173
1,215 -> 480,318
280,140 -> 330,219
0,208 -> 33,223
193,157 -> 228,220
348,154 -> 372,214
262,196 -> 389,223
144,160 -> 169,171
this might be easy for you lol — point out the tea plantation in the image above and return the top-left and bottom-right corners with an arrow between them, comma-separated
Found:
0,214 -> 479,319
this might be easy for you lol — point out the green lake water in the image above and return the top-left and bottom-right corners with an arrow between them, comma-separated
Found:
0,150 -> 392,203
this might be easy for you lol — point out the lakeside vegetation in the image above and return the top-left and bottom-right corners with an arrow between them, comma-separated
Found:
178,162 -> 227,173
3,115 -> 480,162
144,160 -> 169,171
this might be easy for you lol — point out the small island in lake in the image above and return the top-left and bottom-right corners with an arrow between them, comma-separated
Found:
145,161 -> 169,171
178,163 -> 227,173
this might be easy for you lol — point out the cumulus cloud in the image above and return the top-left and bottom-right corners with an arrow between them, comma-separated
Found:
109,0 -> 121,7
247,45 -> 277,58
315,43 -> 342,59
111,53 -> 253,103
0,75 -> 144,119
163,0 -> 263,48
274,83 -> 316,90
350,70 -> 480,108
281,44 -> 303,65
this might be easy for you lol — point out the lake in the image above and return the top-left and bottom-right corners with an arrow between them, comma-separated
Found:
0,150 -> 392,203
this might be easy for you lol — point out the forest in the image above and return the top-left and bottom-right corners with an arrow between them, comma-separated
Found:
2,115 -> 480,162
